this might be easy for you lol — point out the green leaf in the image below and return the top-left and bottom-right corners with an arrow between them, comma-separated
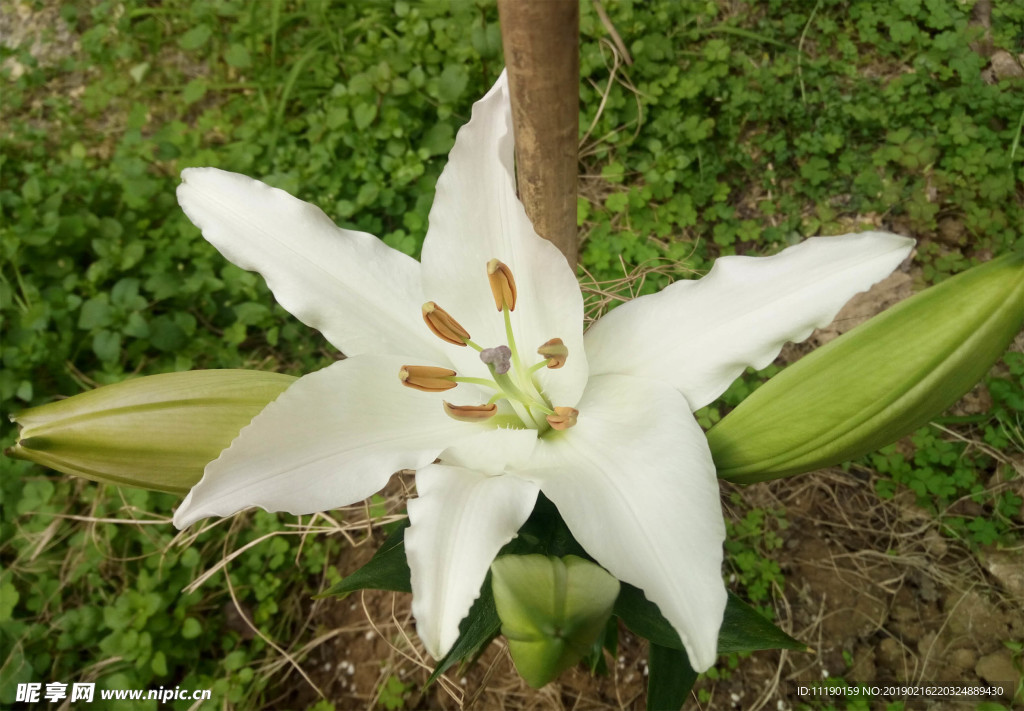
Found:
179,25 -> 212,51
436,65 -> 468,104
614,586 -> 804,654
605,192 -> 629,213
491,555 -> 620,688
0,582 -> 19,621
182,79 -> 208,105
181,618 -> 202,640
318,522 -> 412,598
421,122 -> 454,156
710,254 -> 1024,483
647,643 -> 696,711
224,43 -> 252,68
92,329 -> 121,362
151,651 -> 168,676
718,595 -> 804,654
149,316 -> 187,352
353,102 -> 377,130
78,296 -> 112,329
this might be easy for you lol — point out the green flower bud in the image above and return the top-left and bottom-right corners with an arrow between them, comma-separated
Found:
709,254 -> 1024,484
491,554 -> 620,688
6,370 -> 295,493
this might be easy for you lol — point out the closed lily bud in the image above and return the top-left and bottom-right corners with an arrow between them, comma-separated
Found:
708,254 -> 1024,483
6,370 -> 295,494
491,555 -> 620,688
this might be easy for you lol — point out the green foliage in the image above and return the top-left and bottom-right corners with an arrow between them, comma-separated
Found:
3,1 -> 499,704
0,465 -> 343,708
869,354 -> 1023,547
377,674 -> 412,711
576,0 -> 1022,282
724,503 -> 788,607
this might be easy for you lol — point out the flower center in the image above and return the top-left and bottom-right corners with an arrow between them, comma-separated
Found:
399,259 -> 578,433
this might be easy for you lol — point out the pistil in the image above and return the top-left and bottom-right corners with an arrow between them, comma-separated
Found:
480,345 -> 512,375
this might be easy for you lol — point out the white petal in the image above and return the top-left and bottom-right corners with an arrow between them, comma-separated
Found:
585,232 -> 915,410
177,168 -> 445,361
407,458 -> 539,658
516,374 -> 726,672
419,73 -> 588,406
438,426 -> 539,475
173,355 -> 486,528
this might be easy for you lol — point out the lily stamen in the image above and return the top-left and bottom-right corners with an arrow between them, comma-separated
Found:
399,365 -> 457,392
537,338 -> 568,369
422,302 -> 471,346
545,407 -> 579,431
487,258 -> 517,311
443,402 -> 498,422
407,259 -> 560,431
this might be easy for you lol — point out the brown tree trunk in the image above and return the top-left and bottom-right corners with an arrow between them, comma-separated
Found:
497,0 -> 580,267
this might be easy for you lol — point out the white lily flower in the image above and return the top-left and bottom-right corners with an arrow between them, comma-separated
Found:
172,71 -> 913,673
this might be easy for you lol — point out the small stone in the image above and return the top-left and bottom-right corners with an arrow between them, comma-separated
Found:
937,216 -> 967,246
878,638 -> 903,668
916,631 -> 938,658
990,50 -> 1024,81
981,549 -> 1024,598
950,648 -> 977,670
975,649 -> 1021,691
892,604 -> 917,622
849,646 -> 876,682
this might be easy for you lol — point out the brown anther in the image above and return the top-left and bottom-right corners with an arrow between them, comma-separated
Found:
546,406 -> 579,431
422,302 -> 470,346
486,259 -> 517,311
443,401 -> 499,422
537,338 -> 568,369
399,365 -> 457,392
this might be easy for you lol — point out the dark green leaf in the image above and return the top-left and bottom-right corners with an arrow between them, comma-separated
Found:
318,521 -> 411,598
615,586 -> 804,654
149,316 -> 186,353
647,643 -> 696,711
718,594 -> 804,653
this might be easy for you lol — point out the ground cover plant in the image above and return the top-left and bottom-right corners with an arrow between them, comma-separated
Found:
1,0 -> 1022,709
